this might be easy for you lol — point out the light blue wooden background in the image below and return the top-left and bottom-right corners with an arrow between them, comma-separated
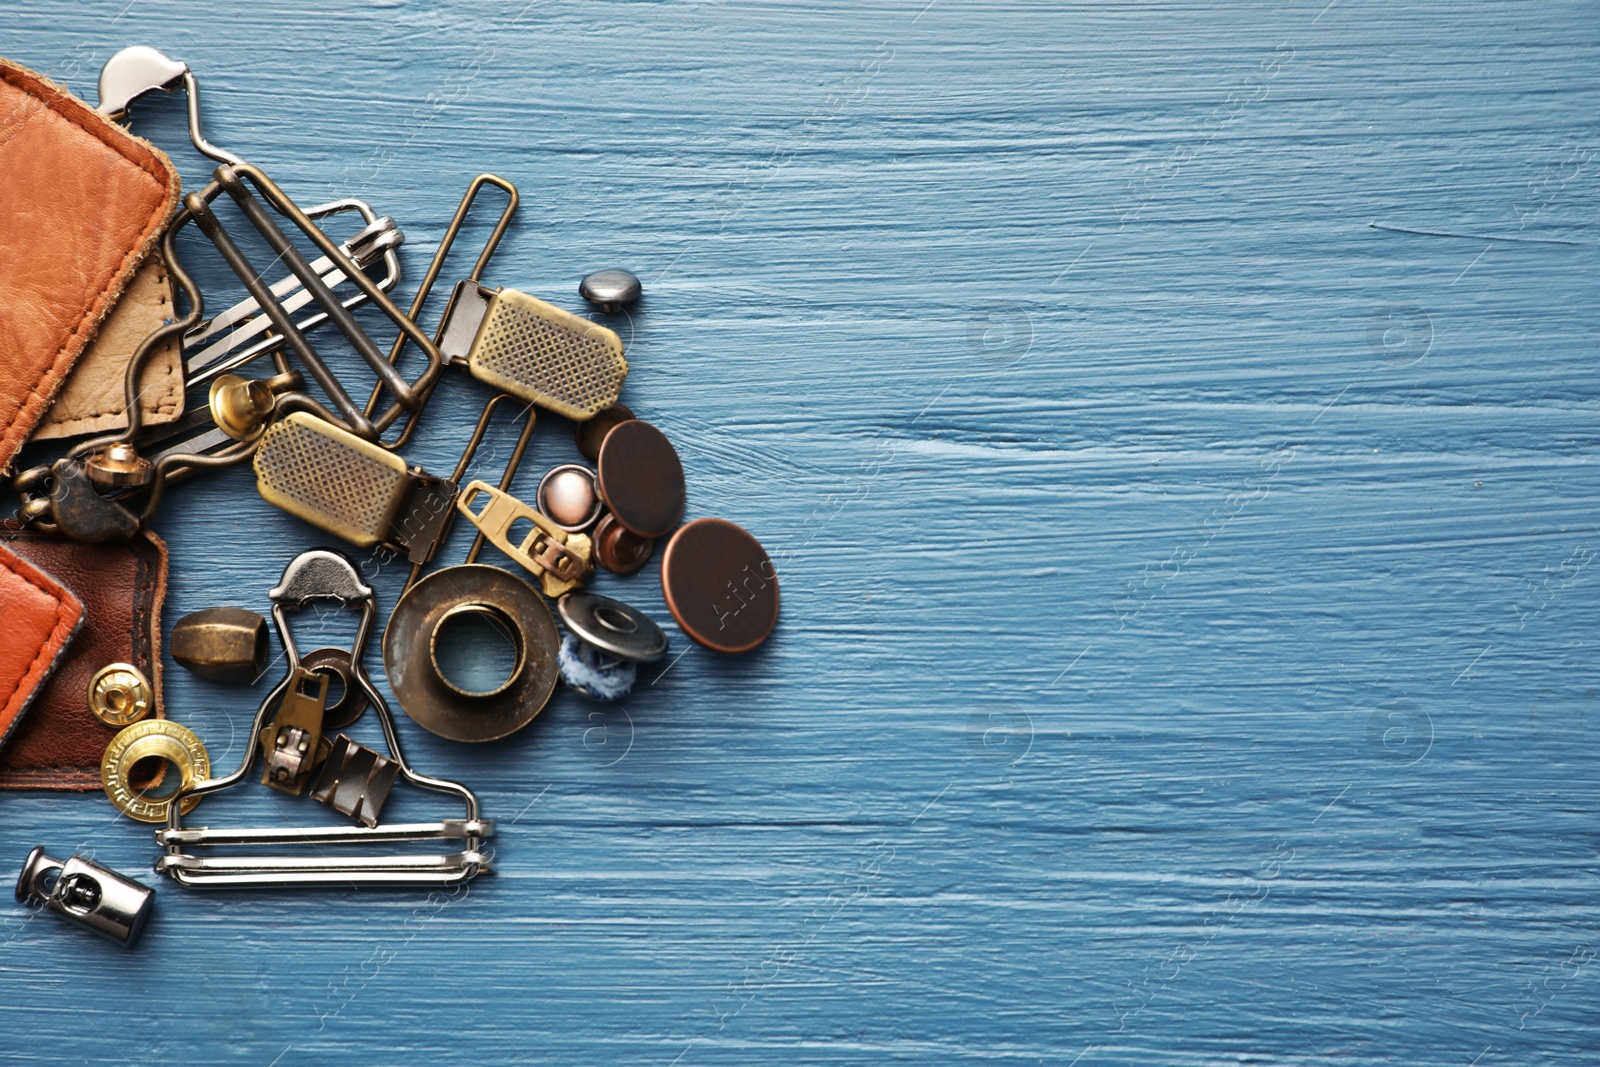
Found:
4,1 -> 1599,1063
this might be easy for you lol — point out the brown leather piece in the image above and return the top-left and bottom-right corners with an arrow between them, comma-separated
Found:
0,57 -> 181,471
32,255 -> 185,440
0,522 -> 167,790
0,540 -> 83,753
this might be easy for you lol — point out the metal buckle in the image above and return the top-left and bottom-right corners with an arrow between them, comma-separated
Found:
100,47 -> 443,440
12,48 -> 414,541
375,173 -> 629,446
156,549 -> 492,889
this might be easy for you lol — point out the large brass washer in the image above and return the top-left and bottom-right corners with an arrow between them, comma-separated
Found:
101,720 -> 211,823
382,565 -> 559,743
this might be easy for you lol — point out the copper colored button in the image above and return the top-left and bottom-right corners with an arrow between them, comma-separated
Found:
660,518 -> 778,653
593,513 -> 654,574
575,403 -> 634,462
596,419 -> 685,539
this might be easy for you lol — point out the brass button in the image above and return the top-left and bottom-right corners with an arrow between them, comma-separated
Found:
593,513 -> 654,574
575,403 -> 634,462
660,518 -> 778,653
596,419 -> 685,539
88,663 -> 153,727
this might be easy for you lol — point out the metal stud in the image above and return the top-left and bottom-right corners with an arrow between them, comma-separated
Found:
558,592 -> 669,662
579,269 -> 641,313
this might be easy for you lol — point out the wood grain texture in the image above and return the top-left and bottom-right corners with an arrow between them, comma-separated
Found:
4,1 -> 1599,1063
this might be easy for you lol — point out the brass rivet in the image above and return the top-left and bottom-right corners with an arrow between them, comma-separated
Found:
88,663 -> 154,727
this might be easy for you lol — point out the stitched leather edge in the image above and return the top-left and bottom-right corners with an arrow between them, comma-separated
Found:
0,542 -> 85,752
0,526 -> 167,788
0,58 -> 181,469
34,258 -> 185,435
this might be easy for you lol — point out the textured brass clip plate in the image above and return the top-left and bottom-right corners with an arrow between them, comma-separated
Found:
253,412 -> 457,564
440,282 -> 627,421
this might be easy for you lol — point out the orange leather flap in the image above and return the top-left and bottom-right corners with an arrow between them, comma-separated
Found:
0,540 -> 84,752
0,57 -> 180,470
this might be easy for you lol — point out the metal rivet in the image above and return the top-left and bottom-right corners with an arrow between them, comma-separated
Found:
592,513 -> 654,574
578,269 -> 641,313
85,442 -> 153,489
88,663 -> 153,727
208,374 -> 276,441
660,518 -> 779,653
596,419 -> 685,539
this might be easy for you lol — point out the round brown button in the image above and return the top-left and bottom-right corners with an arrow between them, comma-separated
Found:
593,512 -> 654,574
660,518 -> 778,653
596,419 -> 685,539
575,403 -> 634,462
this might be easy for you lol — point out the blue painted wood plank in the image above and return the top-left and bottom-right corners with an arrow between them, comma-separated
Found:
3,0 -> 1600,1063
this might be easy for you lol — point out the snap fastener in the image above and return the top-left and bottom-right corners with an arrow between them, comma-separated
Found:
88,663 -> 153,727
660,518 -> 778,653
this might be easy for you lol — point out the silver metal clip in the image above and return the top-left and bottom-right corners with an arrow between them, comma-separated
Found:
156,549 -> 492,889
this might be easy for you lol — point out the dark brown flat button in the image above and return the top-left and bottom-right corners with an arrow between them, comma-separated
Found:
575,403 -> 634,462
596,419 -> 684,539
593,512 -> 654,574
660,518 -> 778,653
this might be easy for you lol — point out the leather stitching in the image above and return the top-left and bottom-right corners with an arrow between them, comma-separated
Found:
0,527 -> 166,787
0,546 -> 83,750
0,59 -> 181,466
42,259 -> 184,430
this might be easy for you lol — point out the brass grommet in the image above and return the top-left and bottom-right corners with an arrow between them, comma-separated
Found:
429,603 -> 527,699
88,663 -> 154,727
101,720 -> 210,823
383,565 -> 560,743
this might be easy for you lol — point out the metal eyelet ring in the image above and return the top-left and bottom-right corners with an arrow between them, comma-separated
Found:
101,720 -> 211,823
383,565 -> 559,743
88,663 -> 154,727
299,647 -> 371,730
